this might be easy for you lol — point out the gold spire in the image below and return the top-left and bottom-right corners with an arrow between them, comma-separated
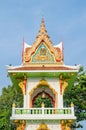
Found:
39,18 -> 47,33
37,18 -> 49,38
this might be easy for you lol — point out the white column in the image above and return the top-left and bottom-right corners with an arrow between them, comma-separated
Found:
23,93 -> 31,108
71,102 -> 74,116
58,94 -> 63,108
23,95 -> 27,108
28,94 -> 31,108
60,94 -> 63,108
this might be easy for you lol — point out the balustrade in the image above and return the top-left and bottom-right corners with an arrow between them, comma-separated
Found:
14,107 -> 72,115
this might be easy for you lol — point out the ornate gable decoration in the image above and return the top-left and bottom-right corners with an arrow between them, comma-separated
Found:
22,18 -> 64,65
31,42 -> 55,63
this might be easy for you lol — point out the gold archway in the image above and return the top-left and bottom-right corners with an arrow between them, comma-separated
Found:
29,79 -> 57,96
37,123 -> 50,130
29,79 -> 58,107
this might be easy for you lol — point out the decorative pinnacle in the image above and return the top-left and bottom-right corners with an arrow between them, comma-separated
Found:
12,102 -> 16,107
71,102 -> 74,107
41,102 -> 45,108
37,18 -> 49,38
39,18 -> 46,32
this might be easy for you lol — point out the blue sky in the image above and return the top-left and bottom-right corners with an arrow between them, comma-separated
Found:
0,0 -> 86,129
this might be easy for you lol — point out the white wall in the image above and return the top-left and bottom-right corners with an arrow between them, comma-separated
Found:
24,77 -> 63,108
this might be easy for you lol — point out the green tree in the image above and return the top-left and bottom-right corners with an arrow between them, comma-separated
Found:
64,67 -> 86,128
33,95 -> 53,108
0,85 -> 23,130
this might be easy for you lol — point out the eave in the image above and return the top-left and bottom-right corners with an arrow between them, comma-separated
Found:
7,65 -> 79,91
7,65 -> 79,72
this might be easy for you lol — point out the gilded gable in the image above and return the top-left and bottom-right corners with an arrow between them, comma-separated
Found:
31,42 -> 55,63
22,19 -> 64,65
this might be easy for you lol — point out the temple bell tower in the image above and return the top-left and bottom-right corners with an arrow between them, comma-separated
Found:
7,18 -> 79,130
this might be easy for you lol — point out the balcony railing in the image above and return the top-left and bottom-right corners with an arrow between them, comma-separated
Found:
11,105 -> 76,120
14,107 -> 72,115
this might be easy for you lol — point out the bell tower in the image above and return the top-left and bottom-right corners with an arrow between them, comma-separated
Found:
7,19 -> 79,130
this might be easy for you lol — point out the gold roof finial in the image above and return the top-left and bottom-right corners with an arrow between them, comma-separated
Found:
37,18 -> 49,38
39,18 -> 46,32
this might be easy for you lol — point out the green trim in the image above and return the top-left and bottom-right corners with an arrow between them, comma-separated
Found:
8,71 -> 77,91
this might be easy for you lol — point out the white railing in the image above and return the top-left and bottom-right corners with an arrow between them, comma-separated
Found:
11,106 -> 76,120
11,103 -> 76,120
12,107 -> 74,116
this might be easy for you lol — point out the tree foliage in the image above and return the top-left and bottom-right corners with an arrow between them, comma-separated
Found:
0,85 -> 23,130
33,95 -> 53,108
64,67 -> 86,128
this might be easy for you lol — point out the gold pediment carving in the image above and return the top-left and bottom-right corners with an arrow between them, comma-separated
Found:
29,79 -> 57,96
23,18 -> 64,65
31,42 -> 55,63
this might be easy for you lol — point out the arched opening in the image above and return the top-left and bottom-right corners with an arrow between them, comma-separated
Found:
31,84 -> 56,108
29,79 -> 57,108
32,91 -> 55,108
